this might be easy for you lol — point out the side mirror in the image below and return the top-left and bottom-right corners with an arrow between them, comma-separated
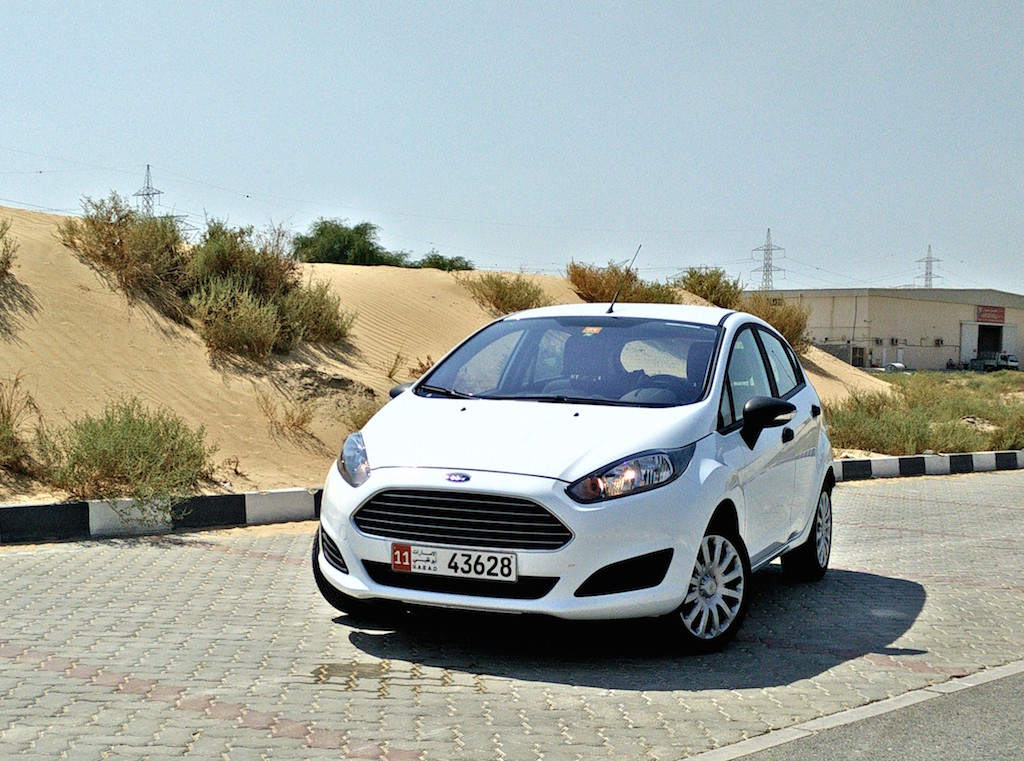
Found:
389,382 -> 413,399
740,397 -> 796,449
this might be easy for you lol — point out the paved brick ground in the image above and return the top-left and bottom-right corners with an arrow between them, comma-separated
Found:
2,471 -> 1023,759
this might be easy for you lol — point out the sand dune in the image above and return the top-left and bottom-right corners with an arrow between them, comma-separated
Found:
0,206 -> 886,504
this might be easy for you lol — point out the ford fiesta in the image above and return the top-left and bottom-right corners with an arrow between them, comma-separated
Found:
313,303 -> 834,651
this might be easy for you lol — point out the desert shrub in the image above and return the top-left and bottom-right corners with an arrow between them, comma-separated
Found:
36,397 -> 215,522
58,198 -> 352,360
673,267 -> 743,309
741,292 -> 810,354
189,222 -> 351,357
461,272 -> 552,316
58,194 -> 190,320
58,193 -> 137,267
294,218 -> 409,266
0,217 -> 19,279
278,280 -> 353,345
416,251 -> 474,271
190,277 -> 281,359
0,373 -> 36,473
187,221 -> 299,299
565,261 -> 677,304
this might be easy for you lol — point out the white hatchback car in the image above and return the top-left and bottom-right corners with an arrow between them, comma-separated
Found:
314,303 -> 834,651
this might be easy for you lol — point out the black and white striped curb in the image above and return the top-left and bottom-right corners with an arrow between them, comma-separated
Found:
2,450 -> 1023,544
834,450 -> 1024,482
0,488 -> 323,546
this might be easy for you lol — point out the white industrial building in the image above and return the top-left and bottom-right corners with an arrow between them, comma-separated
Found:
766,288 -> 1024,370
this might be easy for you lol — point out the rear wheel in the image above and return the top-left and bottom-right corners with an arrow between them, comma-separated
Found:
665,529 -> 750,653
781,486 -> 832,582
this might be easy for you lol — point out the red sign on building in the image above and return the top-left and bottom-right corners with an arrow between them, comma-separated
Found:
976,305 -> 1005,324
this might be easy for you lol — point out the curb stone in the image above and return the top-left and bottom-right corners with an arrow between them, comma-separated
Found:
833,450 -> 1024,482
2,450 -> 1023,545
0,488 -> 323,545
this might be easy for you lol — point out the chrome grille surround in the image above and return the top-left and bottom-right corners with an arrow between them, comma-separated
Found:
352,489 -> 573,551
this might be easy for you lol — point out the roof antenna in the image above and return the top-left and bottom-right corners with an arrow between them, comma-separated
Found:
607,244 -> 642,314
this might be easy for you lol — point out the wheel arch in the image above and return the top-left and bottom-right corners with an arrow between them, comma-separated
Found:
707,499 -> 741,540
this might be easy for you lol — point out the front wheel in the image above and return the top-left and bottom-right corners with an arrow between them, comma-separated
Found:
665,530 -> 750,653
781,486 -> 832,582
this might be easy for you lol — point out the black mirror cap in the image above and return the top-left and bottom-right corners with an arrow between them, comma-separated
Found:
389,382 -> 413,399
740,397 -> 797,449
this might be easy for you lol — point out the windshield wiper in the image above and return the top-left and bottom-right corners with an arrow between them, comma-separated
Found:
488,394 -> 635,406
417,384 -> 474,399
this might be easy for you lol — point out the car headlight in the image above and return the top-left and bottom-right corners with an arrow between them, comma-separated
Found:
566,444 -> 695,504
337,432 -> 370,487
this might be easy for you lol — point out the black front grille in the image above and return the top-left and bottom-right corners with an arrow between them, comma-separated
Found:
362,561 -> 558,599
319,527 -> 349,573
353,489 -> 572,551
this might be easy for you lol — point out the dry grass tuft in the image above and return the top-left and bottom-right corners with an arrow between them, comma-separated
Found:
0,373 -> 37,473
408,356 -> 435,379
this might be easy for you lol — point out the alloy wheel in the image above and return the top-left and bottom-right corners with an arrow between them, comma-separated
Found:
680,534 -> 746,640
816,490 -> 833,568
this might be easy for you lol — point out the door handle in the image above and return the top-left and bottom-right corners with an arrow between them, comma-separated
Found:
811,405 -> 821,418
782,427 -> 794,443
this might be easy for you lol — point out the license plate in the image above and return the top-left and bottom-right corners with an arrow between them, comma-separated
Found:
390,543 -> 518,582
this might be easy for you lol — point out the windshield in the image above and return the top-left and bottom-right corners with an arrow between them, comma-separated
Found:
418,315 -> 722,407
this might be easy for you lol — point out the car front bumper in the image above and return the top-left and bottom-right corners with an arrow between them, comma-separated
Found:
316,462 -> 712,620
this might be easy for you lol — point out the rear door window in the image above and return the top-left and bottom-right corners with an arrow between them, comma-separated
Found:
757,329 -> 801,398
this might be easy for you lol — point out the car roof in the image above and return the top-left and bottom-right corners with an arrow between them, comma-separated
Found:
500,302 -> 736,326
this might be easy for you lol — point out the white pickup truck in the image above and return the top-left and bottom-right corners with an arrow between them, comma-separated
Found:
984,352 -> 1020,371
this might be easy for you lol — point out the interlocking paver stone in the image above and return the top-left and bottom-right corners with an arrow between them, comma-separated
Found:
2,471 -> 1024,758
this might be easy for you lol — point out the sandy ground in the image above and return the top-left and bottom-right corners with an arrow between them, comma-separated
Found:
0,206 -> 888,505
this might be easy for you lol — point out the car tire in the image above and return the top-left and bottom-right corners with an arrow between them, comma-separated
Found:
665,527 -> 751,653
311,532 -> 386,619
781,486 -> 832,582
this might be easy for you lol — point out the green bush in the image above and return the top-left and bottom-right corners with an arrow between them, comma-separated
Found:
0,217 -> 19,279
293,218 -> 409,266
416,251 -> 474,271
36,397 -> 215,522
673,267 -> 743,309
741,292 -> 810,354
460,272 -> 552,316
566,261 -> 678,304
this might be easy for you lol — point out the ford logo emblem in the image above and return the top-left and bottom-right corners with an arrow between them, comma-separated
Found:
446,473 -> 471,483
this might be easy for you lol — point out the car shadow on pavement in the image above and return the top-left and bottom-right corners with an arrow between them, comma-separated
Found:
341,567 -> 926,691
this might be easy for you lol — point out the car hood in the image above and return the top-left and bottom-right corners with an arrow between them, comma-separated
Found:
361,393 -> 710,482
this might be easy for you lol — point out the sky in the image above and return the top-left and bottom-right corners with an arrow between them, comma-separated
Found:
2,1 -> 1021,292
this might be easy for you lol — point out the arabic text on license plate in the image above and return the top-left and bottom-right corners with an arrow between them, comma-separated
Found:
391,543 -> 518,582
